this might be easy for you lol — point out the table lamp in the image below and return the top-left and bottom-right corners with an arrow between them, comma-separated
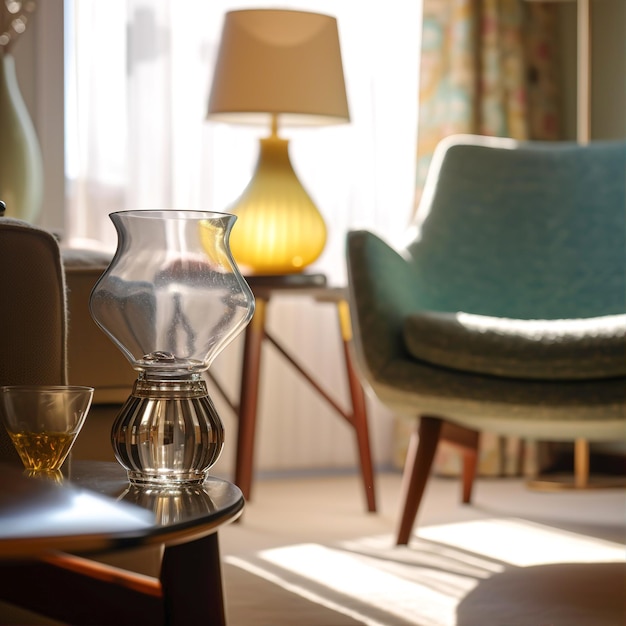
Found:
207,8 -> 350,275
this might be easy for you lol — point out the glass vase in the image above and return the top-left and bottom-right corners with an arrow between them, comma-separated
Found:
0,53 -> 43,221
90,210 -> 254,485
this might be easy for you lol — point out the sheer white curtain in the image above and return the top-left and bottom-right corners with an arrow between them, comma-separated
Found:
65,0 -> 421,471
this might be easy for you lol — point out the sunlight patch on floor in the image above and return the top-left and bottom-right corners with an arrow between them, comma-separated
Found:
417,518 -> 626,567
255,542 -> 473,626
226,519 -> 625,626
225,553 -> 392,626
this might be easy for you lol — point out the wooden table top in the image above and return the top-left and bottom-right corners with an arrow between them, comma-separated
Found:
243,272 -> 348,302
0,461 -> 244,559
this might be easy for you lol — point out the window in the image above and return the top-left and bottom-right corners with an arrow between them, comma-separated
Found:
64,0 -> 421,285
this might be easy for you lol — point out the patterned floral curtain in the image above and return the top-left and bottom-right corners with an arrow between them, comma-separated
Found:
413,0 -> 561,212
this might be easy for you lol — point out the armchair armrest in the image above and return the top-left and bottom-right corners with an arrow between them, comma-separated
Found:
346,230 -> 425,381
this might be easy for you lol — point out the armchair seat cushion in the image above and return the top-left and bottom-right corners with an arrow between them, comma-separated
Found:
403,311 -> 626,381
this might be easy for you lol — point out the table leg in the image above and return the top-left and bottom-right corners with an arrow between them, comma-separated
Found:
337,299 -> 377,512
235,297 -> 267,501
161,533 -> 226,626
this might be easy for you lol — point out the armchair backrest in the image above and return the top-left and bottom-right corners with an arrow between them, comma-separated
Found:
0,218 -> 68,463
404,135 -> 626,319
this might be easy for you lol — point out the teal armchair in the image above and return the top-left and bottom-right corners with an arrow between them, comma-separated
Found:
346,135 -> 626,545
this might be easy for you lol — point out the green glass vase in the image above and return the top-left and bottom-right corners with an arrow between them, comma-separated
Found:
0,53 -> 43,222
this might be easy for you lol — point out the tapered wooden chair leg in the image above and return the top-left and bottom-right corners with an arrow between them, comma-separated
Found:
438,421 -> 480,505
396,416 -> 443,545
574,438 -> 590,488
461,437 -> 479,504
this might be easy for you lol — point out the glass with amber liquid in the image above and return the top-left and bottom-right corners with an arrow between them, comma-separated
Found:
0,385 -> 94,477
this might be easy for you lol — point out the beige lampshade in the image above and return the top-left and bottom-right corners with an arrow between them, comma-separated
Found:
206,8 -> 349,274
207,9 -> 350,126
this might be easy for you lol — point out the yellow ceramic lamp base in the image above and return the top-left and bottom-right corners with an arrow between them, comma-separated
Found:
228,133 -> 327,275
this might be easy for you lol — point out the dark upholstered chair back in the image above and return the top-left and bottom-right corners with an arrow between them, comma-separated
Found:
0,218 -> 67,463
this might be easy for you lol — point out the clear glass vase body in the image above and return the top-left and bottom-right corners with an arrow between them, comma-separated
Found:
90,210 -> 254,485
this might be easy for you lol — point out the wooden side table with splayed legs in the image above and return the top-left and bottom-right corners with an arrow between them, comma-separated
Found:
207,273 -> 377,513
0,461 -> 244,626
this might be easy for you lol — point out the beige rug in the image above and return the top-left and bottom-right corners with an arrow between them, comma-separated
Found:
223,561 -> 365,626
223,518 -> 625,626
219,472 -> 625,626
